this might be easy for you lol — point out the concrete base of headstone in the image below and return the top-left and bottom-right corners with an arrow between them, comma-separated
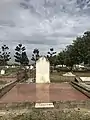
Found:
35,102 -> 54,108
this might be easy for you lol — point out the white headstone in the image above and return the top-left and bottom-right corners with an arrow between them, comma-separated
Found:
30,65 -> 33,70
6,66 -> 9,68
12,65 -> 15,68
26,66 -> 29,69
35,57 -> 54,108
1,69 -> 5,75
36,57 -> 50,83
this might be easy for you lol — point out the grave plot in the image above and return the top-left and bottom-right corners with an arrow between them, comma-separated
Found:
71,77 -> 90,98
35,57 -> 53,108
79,77 -> 90,90
0,57 -> 89,105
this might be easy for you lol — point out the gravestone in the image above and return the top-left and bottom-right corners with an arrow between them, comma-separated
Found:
5,66 -> 9,68
36,57 -> 50,83
35,56 -> 54,108
12,65 -> 15,68
26,66 -> 29,69
30,65 -> 33,70
1,69 -> 5,75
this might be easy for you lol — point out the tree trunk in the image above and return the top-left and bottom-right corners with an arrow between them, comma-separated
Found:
70,66 -> 73,71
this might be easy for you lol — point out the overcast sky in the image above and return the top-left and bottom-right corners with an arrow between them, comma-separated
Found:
0,0 -> 90,61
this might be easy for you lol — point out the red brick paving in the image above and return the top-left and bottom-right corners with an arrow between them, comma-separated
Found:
0,83 -> 89,103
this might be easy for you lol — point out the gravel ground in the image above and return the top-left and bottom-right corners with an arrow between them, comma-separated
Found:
0,108 -> 90,120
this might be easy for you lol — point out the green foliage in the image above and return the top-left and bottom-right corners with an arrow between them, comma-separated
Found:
31,48 -> 40,63
47,48 -> 56,66
56,31 -> 90,69
56,51 -> 65,66
14,44 -> 29,66
0,45 -> 11,66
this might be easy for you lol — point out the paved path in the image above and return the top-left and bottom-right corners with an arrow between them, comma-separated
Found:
0,83 -> 89,103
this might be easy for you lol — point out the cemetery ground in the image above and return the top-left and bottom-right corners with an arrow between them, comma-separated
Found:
0,66 -> 90,119
0,67 -> 20,76
50,71 -> 90,83
0,107 -> 90,120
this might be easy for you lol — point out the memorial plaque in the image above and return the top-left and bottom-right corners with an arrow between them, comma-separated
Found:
35,103 -> 54,108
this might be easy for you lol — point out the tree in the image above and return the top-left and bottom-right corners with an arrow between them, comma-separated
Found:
31,48 -> 40,64
72,31 -> 90,65
56,51 -> 65,66
47,48 -> 56,73
57,45 -> 79,71
14,44 -> 29,66
0,45 -> 11,66
72,37 -> 86,64
47,48 -> 56,66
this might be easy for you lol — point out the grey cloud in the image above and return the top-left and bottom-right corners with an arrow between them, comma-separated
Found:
0,0 -> 90,59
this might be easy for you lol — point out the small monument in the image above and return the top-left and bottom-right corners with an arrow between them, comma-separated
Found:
12,65 -> 15,68
1,69 -> 5,75
26,66 -> 29,69
63,72 -> 75,76
5,66 -> 9,68
30,65 -> 33,70
35,56 -> 54,108
36,57 -> 50,83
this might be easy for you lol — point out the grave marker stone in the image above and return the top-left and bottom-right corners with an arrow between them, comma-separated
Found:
26,66 -> 29,69
36,57 -> 50,83
30,65 -> 33,70
6,66 -> 9,68
12,65 -> 15,68
35,56 -> 54,108
1,69 -> 5,75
